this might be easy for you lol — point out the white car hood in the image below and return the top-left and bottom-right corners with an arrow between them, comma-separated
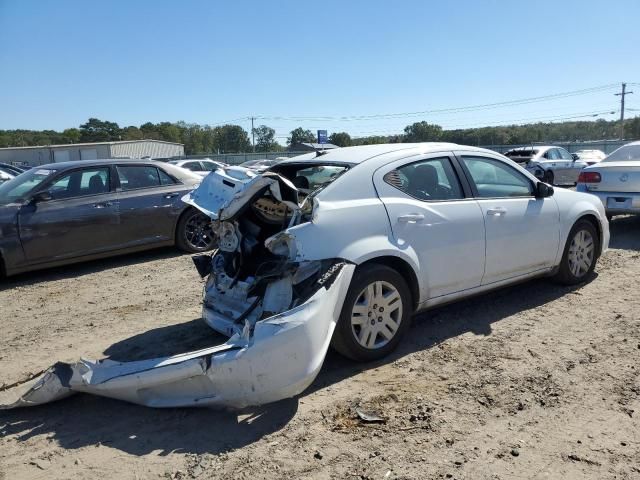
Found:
182,165 -> 300,220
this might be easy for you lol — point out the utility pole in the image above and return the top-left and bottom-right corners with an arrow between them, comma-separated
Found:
615,83 -> 633,140
250,116 -> 255,152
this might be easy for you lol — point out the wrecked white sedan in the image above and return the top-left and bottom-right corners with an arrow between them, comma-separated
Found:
1,143 -> 610,410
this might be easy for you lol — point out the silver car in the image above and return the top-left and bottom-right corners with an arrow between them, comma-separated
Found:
576,141 -> 640,220
505,146 -> 588,185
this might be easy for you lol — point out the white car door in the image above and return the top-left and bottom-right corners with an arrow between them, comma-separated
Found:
373,153 -> 486,300
456,153 -> 560,285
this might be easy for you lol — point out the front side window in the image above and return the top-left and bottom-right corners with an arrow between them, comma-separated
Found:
117,165 -> 161,190
462,156 -> 533,198
48,167 -> 110,199
558,148 -> 573,160
384,157 -> 463,201
200,161 -> 218,171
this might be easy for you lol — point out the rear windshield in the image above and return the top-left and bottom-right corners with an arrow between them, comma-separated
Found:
604,145 -> 640,162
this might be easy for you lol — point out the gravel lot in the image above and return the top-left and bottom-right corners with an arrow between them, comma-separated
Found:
1,217 -> 639,480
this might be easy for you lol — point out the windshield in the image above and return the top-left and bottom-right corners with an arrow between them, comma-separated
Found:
0,168 -> 57,205
604,145 -> 640,162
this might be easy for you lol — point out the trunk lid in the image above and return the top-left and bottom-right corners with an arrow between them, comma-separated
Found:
585,161 -> 640,193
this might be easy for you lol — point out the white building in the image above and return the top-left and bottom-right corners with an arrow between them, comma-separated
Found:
0,140 -> 184,166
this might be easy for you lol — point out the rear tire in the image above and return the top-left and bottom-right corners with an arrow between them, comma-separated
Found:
553,220 -> 598,285
331,263 -> 412,362
176,209 -> 216,253
543,170 -> 554,185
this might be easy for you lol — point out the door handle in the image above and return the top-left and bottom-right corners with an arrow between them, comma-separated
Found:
486,207 -> 507,217
397,213 -> 425,223
93,201 -> 113,208
164,193 -> 180,199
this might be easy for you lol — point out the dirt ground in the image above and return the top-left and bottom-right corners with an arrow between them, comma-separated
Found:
1,217 -> 639,480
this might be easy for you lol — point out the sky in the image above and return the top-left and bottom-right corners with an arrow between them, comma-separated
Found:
1,0 -> 639,141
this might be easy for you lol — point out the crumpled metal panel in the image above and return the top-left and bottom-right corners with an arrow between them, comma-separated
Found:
0,264 -> 354,409
181,166 -> 299,221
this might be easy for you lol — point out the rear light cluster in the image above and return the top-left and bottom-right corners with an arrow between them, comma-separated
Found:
578,171 -> 601,183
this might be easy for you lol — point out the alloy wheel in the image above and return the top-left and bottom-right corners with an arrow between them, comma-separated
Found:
567,229 -> 595,278
184,212 -> 215,250
350,280 -> 403,349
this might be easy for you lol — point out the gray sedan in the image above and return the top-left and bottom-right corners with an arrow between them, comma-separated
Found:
505,146 -> 588,185
0,160 -> 215,277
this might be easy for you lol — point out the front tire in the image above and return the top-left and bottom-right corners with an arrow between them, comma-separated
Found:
553,220 -> 598,285
543,170 -> 554,185
331,263 -> 412,362
176,209 -> 216,253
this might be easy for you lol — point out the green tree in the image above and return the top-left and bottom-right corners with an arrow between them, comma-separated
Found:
287,127 -> 315,146
79,118 -> 121,142
253,124 -> 279,152
61,128 -> 81,143
213,125 -> 251,153
329,132 -> 351,147
122,126 -> 143,140
403,121 -> 443,142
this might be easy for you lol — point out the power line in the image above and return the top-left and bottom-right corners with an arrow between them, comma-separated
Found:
254,84 -> 619,122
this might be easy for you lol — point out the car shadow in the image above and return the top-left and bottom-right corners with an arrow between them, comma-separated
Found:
0,247 -> 185,292
608,215 -> 640,251
0,272 -> 593,457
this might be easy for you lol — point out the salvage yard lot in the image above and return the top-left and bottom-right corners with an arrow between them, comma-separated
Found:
1,218 -> 639,480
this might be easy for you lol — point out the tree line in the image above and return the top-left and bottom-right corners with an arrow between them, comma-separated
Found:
1,116 -> 639,155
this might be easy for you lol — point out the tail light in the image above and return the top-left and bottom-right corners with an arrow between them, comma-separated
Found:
577,171 -> 601,183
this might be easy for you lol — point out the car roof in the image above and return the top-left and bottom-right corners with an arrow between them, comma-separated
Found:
30,159 -> 169,170
279,142 -> 479,165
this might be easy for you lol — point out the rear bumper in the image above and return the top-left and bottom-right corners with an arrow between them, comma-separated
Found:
1,264 -> 355,410
576,186 -> 640,215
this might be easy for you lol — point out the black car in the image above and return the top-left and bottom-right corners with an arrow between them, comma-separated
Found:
0,160 -> 215,277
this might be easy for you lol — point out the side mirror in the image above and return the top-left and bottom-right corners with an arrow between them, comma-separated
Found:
29,191 -> 53,204
535,182 -> 554,198
571,154 -> 579,161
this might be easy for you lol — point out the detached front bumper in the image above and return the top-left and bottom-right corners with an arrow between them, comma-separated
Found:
0,264 -> 354,410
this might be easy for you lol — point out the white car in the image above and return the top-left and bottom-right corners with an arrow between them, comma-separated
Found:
572,149 -> 606,165
168,158 -> 225,177
505,145 -> 588,185
2,143 -> 609,410
576,141 -> 640,220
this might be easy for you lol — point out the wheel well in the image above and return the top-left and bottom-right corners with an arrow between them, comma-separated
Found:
175,207 -> 196,241
577,214 -> 603,257
358,256 -> 420,310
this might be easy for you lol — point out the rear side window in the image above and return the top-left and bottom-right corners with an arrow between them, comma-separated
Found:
462,156 -> 533,198
182,161 -> 202,171
117,165 -> 161,190
384,157 -> 463,201
158,168 -> 177,185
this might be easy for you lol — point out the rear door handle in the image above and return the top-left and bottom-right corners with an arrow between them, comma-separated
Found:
398,213 -> 425,223
486,207 -> 507,217
93,201 -> 113,208
164,193 -> 180,199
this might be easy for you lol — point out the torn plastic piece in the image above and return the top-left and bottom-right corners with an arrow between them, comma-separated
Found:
356,408 -> 387,424
0,264 -> 355,410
